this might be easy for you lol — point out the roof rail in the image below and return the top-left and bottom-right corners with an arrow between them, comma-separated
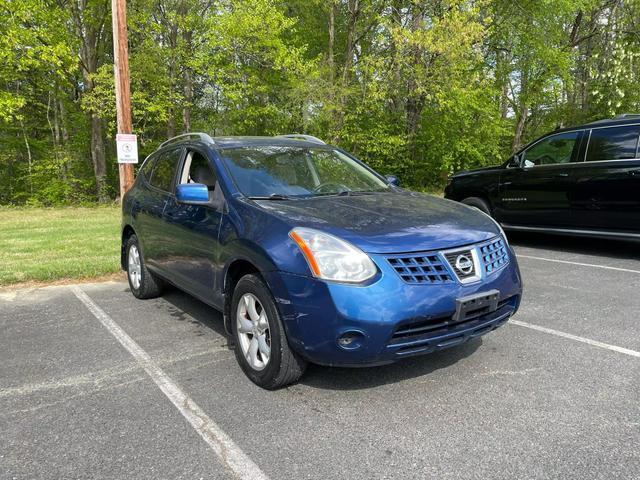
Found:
159,132 -> 215,149
275,134 -> 325,145
614,113 -> 640,119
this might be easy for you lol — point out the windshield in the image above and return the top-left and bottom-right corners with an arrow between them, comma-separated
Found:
220,146 -> 390,198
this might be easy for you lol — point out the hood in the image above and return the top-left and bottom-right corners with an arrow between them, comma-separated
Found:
255,191 -> 500,254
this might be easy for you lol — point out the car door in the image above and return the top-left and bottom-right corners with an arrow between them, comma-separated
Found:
138,146 -> 184,276
572,124 -> 640,232
497,130 -> 584,227
161,148 -> 225,305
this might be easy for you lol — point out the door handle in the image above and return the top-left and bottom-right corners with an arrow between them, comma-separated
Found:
554,173 -> 569,178
628,169 -> 640,176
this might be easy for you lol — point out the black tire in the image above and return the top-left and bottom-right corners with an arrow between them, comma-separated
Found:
231,274 -> 307,389
125,234 -> 163,299
461,196 -> 492,216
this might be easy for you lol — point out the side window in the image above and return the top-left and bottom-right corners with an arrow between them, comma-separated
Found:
179,151 -> 218,191
149,148 -> 181,192
586,125 -> 640,162
137,155 -> 156,179
522,131 -> 580,167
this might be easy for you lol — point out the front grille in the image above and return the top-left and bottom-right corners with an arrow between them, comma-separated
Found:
443,249 -> 476,280
386,254 -> 452,284
479,238 -> 509,274
386,236 -> 509,284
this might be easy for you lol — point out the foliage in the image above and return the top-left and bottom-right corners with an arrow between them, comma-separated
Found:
1,0 -> 640,203
0,206 -> 120,285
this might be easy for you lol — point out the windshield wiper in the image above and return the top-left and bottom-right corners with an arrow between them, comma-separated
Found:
248,193 -> 295,200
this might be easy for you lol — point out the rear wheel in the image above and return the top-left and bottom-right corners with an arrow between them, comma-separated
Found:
125,234 -> 163,299
461,197 -> 492,216
231,274 -> 306,389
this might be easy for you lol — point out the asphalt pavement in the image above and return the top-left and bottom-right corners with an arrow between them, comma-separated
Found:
1,233 -> 638,480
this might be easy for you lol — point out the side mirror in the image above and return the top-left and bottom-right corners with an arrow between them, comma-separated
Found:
506,155 -> 521,168
176,183 -> 210,205
386,175 -> 400,187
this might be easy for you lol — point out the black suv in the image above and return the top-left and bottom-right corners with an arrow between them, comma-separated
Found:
444,114 -> 640,241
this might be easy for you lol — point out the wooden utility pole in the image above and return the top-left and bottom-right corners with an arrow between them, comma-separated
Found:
111,0 -> 135,200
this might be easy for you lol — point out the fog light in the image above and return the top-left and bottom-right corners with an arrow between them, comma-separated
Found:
337,331 -> 365,350
338,336 -> 354,347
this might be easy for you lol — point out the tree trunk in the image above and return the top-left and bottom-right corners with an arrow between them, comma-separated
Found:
328,0 -> 335,86
59,95 -> 69,144
20,119 -> 33,197
182,68 -> 192,133
512,105 -> 528,152
405,5 -> 426,163
67,0 -> 109,202
181,23 -> 193,133
388,1 -> 404,114
91,114 -> 109,202
332,0 -> 361,142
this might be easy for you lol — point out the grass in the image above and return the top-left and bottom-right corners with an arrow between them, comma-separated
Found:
0,206 -> 122,286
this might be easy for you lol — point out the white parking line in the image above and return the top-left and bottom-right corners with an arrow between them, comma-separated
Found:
510,319 -> 640,358
517,254 -> 640,274
71,286 -> 269,480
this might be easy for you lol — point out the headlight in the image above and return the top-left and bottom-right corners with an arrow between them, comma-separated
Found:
289,227 -> 377,283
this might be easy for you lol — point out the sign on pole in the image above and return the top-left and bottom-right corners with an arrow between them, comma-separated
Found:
116,133 -> 138,164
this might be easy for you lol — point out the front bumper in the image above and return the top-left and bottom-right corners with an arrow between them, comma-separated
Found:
264,246 -> 523,366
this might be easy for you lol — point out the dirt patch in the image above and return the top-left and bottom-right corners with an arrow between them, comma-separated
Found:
0,271 -> 126,292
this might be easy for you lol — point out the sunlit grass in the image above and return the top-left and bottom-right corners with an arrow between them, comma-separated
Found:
0,206 -> 121,286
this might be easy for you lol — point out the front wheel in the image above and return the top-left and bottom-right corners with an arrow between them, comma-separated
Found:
231,274 -> 306,389
461,197 -> 492,216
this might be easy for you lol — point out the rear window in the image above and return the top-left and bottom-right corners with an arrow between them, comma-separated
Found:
586,125 -> 640,162
149,148 -> 182,192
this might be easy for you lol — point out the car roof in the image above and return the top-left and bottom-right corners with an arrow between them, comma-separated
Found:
515,114 -> 640,154
157,133 -> 332,151
553,114 -> 640,135
210,136 -> 331,149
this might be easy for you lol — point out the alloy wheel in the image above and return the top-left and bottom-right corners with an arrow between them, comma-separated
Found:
128,244 -> 142,290
236,293 -> 271,371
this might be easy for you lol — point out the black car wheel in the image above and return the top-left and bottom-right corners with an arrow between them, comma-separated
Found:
125,234 -> 163,299
462,197 -> 492,216
231,274 -> 307,389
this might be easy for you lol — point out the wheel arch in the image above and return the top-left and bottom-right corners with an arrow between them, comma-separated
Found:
461,195 -> 493,216
222,258 -> 263,335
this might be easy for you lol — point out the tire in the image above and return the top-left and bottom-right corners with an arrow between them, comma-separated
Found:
125,234 -> 163,299
461,197 -> 492,216
231,274 -> 307,389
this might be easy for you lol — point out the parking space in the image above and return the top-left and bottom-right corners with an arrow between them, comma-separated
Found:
1,235 -> 639,479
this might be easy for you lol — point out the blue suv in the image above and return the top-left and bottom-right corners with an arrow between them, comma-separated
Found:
122,133 -> 523,389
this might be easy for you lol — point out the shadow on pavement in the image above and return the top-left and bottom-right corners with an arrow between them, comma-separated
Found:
507,231 -> 638,260
160,285 -> 229,341
153,284 -> 483,390
299,338 -> 482,391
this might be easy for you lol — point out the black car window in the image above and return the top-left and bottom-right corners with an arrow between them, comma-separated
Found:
586,125 -> 640,162
149,148 -> 181,192
522,131 -> 580,167
137,155 -> 156,179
